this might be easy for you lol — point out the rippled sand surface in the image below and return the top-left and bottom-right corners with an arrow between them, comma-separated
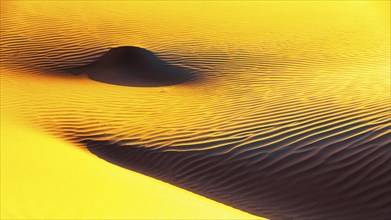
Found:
1,1 -> 390,219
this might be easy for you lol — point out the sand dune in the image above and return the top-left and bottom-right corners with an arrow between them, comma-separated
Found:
1,1 -> 390,219
0,122 -> 260,219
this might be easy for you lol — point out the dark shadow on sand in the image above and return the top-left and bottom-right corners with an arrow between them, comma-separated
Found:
82,130 -> 391,220
85,46 -> 196,87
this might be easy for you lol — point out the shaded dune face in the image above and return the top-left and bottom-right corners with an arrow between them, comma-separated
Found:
84,127 -> 390,220
1,1 -> 390,220
87,46 -> 195,87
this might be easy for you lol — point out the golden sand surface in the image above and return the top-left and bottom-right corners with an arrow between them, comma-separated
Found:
0,120 -> 260,219
1,1 -> 390,219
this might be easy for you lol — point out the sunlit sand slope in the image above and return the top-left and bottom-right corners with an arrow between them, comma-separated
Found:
1,1 -> 390,220
0,120 -> 261,219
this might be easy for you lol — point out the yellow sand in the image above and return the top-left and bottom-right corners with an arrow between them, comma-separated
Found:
1,1 -> 390,219
0,120 -> 261,219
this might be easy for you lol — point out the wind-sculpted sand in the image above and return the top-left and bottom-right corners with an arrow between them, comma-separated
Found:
1,1 -> 390,219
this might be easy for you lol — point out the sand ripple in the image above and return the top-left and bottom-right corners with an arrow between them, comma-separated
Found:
1,1 -> 390,219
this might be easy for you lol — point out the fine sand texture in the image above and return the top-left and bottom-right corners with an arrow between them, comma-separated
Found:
1,1 -> 390,220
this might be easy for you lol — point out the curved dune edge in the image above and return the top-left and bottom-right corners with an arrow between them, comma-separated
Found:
0,123 -> 264,219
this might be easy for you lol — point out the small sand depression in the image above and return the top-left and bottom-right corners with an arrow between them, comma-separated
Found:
86,46 -> 195,87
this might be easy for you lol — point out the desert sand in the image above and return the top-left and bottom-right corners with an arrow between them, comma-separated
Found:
1,1 -> 390,219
